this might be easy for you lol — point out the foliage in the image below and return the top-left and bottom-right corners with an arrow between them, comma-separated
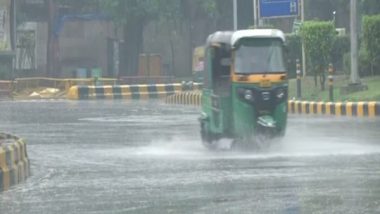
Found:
54,0 -> 105,18
300,21 -> 336,90
48,0 -> 217,77
344,46 -> 376,77
361,0 -> 380,15
100,0 -> 216,26
198,0 -> 217,15
300,21 -> 336,67
362,14 -> 380,75
331,35 -> 350,72
359,45 -> 372,76
285,34 -> 302,78
285,34 -> 347,77
98,0 -> 217,76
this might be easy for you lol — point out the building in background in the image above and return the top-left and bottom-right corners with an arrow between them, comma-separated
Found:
0,0 -> 15,80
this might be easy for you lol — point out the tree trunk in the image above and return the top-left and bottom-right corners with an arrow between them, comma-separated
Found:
122,18 -> 144,76
319,66 -> 326,91
182,0 -> 196,77
314,67 -> 318,87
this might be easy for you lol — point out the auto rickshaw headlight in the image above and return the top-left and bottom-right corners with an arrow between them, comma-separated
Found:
244,89 -> 254,101
237,88 -> 255,103
276,88 -> 285,99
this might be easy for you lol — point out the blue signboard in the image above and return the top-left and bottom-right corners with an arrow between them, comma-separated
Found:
259,0 -> 299,18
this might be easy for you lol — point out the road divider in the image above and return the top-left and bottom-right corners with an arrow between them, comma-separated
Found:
0,133 -> 30,192
67,82 -> 203,100
288,100 -> 380,117
165,93 -> 380,117
165,91 -> 202,107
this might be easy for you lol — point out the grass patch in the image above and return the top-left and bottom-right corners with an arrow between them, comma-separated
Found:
289,75 -> 380,102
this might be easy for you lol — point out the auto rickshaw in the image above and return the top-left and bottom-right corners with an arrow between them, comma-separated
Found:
199,29 -> 288,150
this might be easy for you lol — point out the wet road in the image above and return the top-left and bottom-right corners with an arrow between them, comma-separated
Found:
0,100 -> 380,214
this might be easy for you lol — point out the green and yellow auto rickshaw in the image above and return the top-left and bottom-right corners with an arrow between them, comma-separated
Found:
199,29 -> 288,149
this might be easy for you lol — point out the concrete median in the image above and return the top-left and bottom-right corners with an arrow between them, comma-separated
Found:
288,100 -> 380,117
0,133 -> 30,192
67,83 -> 203,100
164,92 -> 380,117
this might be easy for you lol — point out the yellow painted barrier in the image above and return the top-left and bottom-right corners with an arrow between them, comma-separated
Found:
165,96 -> 380,117
67,83 -> 203,100
0,133 -> 30,192
13,77 -> 118,94
288,100 -> 380,117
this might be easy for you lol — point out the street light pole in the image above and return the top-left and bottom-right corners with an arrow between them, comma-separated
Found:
301,0 -> 306,77
350,0 -> 360,84
253,0 -> 258,28
10,0 -> 17,80
233,0 -> 238,31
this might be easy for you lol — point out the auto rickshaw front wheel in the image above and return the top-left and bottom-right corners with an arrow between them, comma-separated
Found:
200,121 -> 215,149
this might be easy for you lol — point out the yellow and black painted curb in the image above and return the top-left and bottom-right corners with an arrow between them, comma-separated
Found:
0,133 -> 30,192
288,101 -> 380,117
165,91 -> 202,107
67,83 -> 203,100
165,94 -> 380,117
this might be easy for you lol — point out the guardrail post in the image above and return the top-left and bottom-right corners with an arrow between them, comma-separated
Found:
296,59 -> 302,99
328,63 -> 334,102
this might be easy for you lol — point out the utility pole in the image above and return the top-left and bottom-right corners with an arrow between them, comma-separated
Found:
301,0 -> 306,77
11,0 -> 16,50
10,0 -> 17,79
350,0 -> 360,84
47,0 -> 53,77
233,0 -> 237,31
47,0 -> 59,77
253,0 -> 258,28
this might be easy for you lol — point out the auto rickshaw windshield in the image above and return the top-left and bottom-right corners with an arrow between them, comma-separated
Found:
234,38 -> 285,74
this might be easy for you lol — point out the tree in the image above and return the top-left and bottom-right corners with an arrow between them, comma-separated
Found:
46,0 -> 101,77
363,15 -> 380,75
100,0 -> 216,77
361,0 -> 380,15
43,0 -> 216,77
301,21 -> 336,90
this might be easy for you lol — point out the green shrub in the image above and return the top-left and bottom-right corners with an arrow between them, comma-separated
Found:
343,52 -> 350,76
285,34 -> 349,77
343,48 -> 372,77
300,21 -> 336,90
285,34 -> 302,78
300,21 -> 335,68
359,46 -> 372,76
363,14 -> 380,75
331,35 -> 350,72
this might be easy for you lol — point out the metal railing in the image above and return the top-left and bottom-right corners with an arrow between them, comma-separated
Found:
0,80 -> 12,97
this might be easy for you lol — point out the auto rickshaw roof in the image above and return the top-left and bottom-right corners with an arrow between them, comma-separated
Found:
231,29 -> 285,47
206,31 -> 234,48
